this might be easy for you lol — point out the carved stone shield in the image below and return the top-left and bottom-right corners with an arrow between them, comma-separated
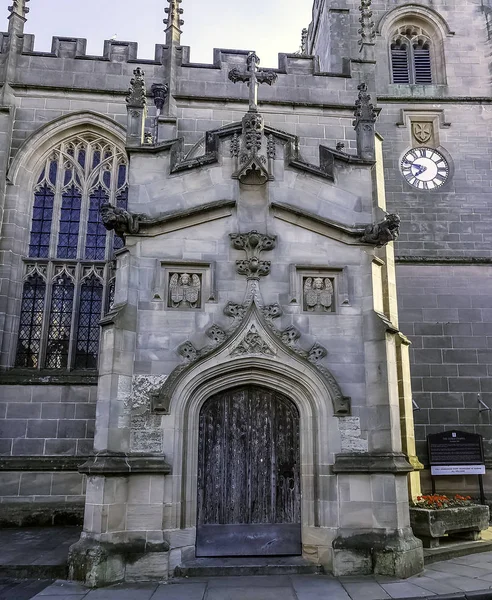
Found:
412,122 -> 432,144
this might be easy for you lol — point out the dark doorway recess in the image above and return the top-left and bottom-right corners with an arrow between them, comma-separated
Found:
196,385 -> 301,557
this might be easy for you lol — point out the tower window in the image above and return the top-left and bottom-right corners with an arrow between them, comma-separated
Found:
391,26 -> 432,84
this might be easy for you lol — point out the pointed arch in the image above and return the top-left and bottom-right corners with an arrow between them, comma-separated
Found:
378,4 -> 451,86
157,304 -> 345,534
6,112 -> 128,370
8,111 -> 126,187
377,4 -> 454,38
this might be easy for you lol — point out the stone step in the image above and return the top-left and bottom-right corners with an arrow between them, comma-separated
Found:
175,556 -> 322,578
424,538 -> 492,565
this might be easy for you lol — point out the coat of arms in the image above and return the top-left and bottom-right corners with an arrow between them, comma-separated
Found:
412,122 -> 433,145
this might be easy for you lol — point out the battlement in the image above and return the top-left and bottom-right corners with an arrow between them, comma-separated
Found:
0,33 -> 350,77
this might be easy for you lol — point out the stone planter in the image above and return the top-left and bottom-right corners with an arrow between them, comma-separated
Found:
410,505 -> 490,548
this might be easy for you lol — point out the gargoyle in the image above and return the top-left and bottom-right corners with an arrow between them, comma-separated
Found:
100,203 -> 141,239
360,213 -> 400,247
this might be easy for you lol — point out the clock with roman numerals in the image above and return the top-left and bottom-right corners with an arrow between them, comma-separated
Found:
400,147 -> 450,190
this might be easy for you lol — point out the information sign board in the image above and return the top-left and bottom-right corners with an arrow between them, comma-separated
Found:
428,430 -> 485,476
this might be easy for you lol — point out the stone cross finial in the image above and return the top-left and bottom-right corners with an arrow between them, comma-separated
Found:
358,0 -> 376,51
229,52 -> 278,112
8,0 -> 29,18
164,0 -> 184,44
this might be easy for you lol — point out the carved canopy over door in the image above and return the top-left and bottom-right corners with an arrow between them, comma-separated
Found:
196,385 -> 301,557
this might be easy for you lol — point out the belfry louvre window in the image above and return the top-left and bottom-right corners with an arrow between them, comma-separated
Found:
391,26 -> 432,84
15,134 -> 128,370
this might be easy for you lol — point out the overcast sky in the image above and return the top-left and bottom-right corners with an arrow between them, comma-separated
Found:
4,0 -> 313,68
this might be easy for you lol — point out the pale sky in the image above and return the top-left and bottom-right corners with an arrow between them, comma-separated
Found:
4,0 -> 314,68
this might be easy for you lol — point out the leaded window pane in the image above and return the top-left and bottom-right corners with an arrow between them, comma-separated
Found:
85,186 -> 109,261
75,275 -> 103,370
15,274 -> 46,368
45,274 -> 74,369
57,185 -> 81,259
29,184 -> 54,258
18,133 -> 128,370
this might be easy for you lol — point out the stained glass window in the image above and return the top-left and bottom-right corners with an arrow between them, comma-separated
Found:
29,184 -> 54,258
16,133 -> 128,370
75,274 -> 103,370
45,272 -> 74,369
85,186 -> 109,261
15,273 -> 46,368
57,185 -> 81,259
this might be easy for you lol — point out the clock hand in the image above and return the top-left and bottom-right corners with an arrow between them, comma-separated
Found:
412,163 -> 427,176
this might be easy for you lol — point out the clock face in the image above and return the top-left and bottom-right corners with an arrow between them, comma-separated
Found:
400,147 -> 449,190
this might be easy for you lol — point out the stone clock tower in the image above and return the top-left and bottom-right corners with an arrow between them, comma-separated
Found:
308,0 -> 492,493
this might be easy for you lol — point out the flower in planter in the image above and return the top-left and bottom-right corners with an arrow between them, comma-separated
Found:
411,494 -> 473,509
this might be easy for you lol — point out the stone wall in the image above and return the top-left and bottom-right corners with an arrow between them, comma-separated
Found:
0,384 -> 96,457
397,265 -> 492,459
0,382 -> 94,523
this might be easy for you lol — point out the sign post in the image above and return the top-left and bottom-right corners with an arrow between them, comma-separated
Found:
427,430 -> 486,505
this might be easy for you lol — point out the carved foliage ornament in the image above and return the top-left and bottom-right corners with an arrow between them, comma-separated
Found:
231,325 -> 275,357
230,230 -> 276,278
164,0 -> 184,29
360,213 -> 401,247
126,68 -> 147,108
353,83 -> 376,127
8,0 -> 29,16
358,0 -> 375,47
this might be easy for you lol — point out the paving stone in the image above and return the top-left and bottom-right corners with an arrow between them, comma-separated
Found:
379,582 -> 433,598
84,584 -> 158,600
35,580 -> 88,596
342,581 -> 390,600
441,577 -> 492,592
150,582 -> 206,600
407,576 -> 464,595
32,595 -> 87,600
426,562 -> 492,579
203,587 -> 296,600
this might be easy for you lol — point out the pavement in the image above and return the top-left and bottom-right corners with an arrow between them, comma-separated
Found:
15,553 -> 492,600
4,528 -> 492,599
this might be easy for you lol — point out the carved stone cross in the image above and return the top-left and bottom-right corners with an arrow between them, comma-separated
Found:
229,52 -> 278,112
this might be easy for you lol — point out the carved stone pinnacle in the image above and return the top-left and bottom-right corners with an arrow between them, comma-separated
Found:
126,68 -> 147,108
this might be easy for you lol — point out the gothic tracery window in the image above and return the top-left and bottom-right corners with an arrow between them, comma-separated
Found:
15,133 -> 128,370
391,25 -> 433,84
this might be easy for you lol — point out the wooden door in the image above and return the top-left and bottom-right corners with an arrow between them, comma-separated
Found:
196,385 -> 301,557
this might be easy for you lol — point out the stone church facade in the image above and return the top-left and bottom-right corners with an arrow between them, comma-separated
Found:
0,0 -> 489,586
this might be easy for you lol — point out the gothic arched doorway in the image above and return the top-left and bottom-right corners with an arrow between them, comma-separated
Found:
196,385 -> 301,556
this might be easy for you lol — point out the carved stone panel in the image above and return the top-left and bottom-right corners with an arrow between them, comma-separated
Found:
303,277 -> 334,313
412,122 -> 434,146
169,272 -> 201,309
153,261 -> 215,308
290,265 -> 350,311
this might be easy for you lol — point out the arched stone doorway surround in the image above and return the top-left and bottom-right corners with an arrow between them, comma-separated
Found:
162,305 -> 345,568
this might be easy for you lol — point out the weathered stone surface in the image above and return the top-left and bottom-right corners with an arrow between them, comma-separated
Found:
410,505 -> 490,547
